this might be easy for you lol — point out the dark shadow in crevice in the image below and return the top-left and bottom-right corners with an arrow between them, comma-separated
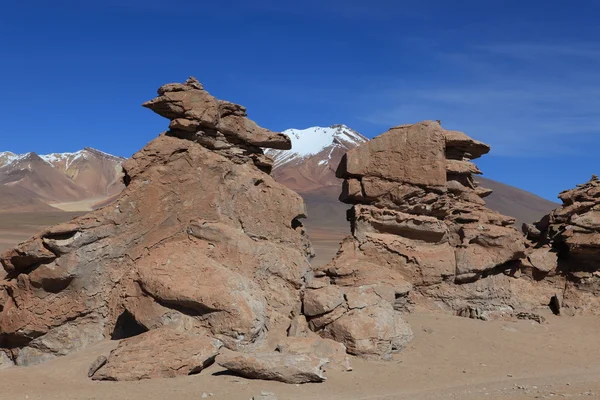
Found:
291,217 -> 303,229
211,370 -> 241,377
111,310 -> 148,340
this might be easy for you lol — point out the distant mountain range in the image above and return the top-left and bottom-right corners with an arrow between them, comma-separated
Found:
0,148 -> 125,211
0,128 -> 558,228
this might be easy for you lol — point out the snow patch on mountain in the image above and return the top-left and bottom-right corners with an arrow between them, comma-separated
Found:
266,124 -> 368,169
0,152 -> 18,167
1,148 -> 123,169
41,150 -> 89,168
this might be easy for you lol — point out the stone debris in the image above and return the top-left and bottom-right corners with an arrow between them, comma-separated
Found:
252,392 -> 278,400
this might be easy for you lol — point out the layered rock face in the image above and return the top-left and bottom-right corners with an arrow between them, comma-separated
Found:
523,175 -> 600,313
0,78 -> 314,373
306,121 -> 564,338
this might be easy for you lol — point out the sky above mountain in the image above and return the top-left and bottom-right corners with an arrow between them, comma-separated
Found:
1,0 -> 598,201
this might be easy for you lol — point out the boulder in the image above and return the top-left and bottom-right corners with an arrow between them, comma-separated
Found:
322,304 -> 413,359
443,129 -> 490,160
276,336 -> 352,372
526,246 -> 558,273
91,329 -> 222,381
0,350 -> 13,369
336,121 -> 447,188
302,286 -> 344,317
216,350 -> 328,384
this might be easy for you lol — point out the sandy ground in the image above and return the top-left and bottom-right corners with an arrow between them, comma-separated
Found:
2,213 -> 600,399
48,197 -> 113,212
2,312 -> 600,400
305,226 -> 348,268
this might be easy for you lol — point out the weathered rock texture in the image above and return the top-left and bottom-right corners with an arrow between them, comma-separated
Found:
91,328 -> 223,381
523,175 -> 600,314
216,349 -> 328,384
308,121 -> 570,338
0,78 -> 313,373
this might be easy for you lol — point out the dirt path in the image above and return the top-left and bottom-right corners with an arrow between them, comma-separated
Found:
2,312 -> 600,400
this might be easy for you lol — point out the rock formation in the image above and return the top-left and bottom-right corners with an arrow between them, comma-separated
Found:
306,121 -> 568,337
216,349 -> 328,384
0,77 -> 315,375
523,175 -> 600,314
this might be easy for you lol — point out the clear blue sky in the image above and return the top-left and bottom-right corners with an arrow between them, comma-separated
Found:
1,0 -> 598,201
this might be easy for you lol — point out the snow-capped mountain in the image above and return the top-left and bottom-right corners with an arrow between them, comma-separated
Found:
0,151 -> 20,168
265,125 -> 368,193
266,124 -> 368,169
0,148 -> 125,211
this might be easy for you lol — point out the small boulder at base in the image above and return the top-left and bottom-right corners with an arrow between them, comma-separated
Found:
216,349 -> 328,384
91,329 -> 222,381
322,304 -> 413,359
276,336 -> 352,372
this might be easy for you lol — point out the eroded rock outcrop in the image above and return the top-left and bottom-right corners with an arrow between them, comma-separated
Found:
307,121 -> 564,337
523,175 -> 600,314
0,78 -> 314,374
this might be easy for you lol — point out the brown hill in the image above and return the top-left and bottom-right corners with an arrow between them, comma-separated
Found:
41,148 -> 125,198
0,149 -> 125,211
0,185 -> 61,212
476,176 -> 559,225
0,153 -> 91,203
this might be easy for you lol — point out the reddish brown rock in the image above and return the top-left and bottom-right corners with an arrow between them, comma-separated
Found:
524,176 -> 600,313
0,78 -> 313,370
526,246 -> 558,273
275,336 -> 352,372
302,286 -> 345,317
91,329 -> 222,381
309,120 -> 546,338
322,304 -> 413,359
443,129 -> 490,160
216,350 -> 328,384
1,238 -> 56,274
336,121 -> 447,188
143,77 -> 291,151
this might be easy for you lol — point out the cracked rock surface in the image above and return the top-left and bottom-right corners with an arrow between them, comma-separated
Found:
305,121 -> 595,349
0,78 -> 314,372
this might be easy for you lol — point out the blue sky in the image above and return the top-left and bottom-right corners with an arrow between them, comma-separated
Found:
1,0 -> 598,201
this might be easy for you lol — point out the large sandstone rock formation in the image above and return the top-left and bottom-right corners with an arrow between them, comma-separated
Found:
0,78 -> 315,373
523,175 -> 600,314
306,121 -> 567,338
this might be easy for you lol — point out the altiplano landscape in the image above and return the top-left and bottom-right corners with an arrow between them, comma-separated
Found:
4,0 -> 600,397
1,77 -> 599,400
